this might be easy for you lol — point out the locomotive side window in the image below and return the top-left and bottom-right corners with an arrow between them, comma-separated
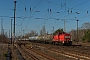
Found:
65,36 -> 70,38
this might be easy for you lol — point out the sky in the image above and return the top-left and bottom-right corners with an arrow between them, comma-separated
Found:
0,0 -> 90,36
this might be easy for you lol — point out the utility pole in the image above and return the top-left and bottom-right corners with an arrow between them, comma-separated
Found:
64,20 -> 66,32
11,19 -> 13,44
23,30 -> 24,39
13,0 -> 17,45
9,30 -> 10,41
1,18 -> 3,42
77,20 -> 79,44
53,27 -> 54,33
64,20 -> 68,32
63,20 -> 68,32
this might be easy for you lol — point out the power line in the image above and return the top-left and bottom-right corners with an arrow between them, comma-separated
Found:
20,0 -> 43,27
71,0 -> 89,9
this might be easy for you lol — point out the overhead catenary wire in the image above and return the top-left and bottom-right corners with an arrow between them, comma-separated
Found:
49,0 -> 90,19
1,0 -> 90,36
20,0 -> 43,25
19,0 -> 43,35
13,0 -> 90,34
71,0 -> 90,9
22,0 -> 90,33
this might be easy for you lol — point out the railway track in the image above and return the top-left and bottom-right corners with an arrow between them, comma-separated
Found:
26,46 -> 56,60
22,48 -> 39,60
16,44 -> 57,60
25,42 -> 90,60
15,44 -> 39,60
6,44 -> 11,60
14,46 -> 25,60
51,49 -> 90,60
16,41 -> 90,60
8,44 -> 25,60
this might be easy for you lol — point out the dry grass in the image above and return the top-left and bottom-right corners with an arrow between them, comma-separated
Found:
0,43 -> 8,60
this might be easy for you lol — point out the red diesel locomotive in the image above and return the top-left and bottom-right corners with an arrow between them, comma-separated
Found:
53,32 -> 72,45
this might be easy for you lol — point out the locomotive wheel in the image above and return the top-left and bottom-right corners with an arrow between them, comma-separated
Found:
68,41 -> 72,46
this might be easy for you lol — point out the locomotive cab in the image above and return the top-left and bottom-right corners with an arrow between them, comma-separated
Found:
64,34 -> 72,45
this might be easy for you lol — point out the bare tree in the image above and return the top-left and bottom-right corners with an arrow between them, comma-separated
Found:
81,22 -> 90,30
70,29 -> 77,41
40,25 -> 46,35
70,22 -> 90,42
42,25 -> 46,35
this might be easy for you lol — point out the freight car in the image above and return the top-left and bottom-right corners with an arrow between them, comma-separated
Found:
29,34 -> 53,43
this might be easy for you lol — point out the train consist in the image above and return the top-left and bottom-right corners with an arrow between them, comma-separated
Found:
29,32 -> 72,45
